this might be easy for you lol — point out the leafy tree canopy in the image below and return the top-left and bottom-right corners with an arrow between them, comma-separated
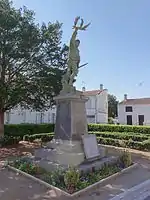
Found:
0,0 -> 68,114
108,94 -> 118,118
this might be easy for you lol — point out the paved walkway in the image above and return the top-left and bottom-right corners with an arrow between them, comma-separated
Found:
77,159 -> 150,200
0,167 -> 54,200
109,179 -> 150,200
0,154 -> 150,200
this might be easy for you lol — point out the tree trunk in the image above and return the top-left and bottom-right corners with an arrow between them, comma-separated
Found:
0,111 -> 4,136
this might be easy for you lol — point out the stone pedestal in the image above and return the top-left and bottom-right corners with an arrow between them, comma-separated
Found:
42,91 -> 89,167
54,90 -> 88,140
32,90 -> 108,171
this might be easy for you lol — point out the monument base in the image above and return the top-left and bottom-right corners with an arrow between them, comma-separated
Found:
35,139 -> 85,166
30,90 -> 109,172
25,147 -> 115,173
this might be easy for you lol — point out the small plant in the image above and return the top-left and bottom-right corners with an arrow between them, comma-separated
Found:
42,168 -> 65,189
119,150 -> 132,168
0,135 -> 20,147
64,166 -> 80,194
12,159 -> 42,175
9,156 -> 132,194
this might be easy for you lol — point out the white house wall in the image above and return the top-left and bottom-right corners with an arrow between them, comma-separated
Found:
5,91 -> 108,124
118,104 -> 150,125
85,90 -> 108,124
96,90 -> 108,124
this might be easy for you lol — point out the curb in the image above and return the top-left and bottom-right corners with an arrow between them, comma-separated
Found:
100,144 -> 150,159
7,163 -> 138,198
7,165 -> 70,197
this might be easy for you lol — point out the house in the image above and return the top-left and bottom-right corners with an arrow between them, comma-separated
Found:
83,84 -> 108,123
118,94 -> 150,125
4,84 -> 108,124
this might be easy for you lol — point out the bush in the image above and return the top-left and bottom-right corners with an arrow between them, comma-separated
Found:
97,136 -> 150,151
88,124 -> 150,135
4,123 -> 150,138
0,135 -> 21,147
24,131 -> 148,143
64,167 -> 80,194
90,132 -> 149,142
23,133 -> 54,142
23,132 -> 150,151
119,150 -> 132,168
108,117 -> 114,124
4,124 -> 55,138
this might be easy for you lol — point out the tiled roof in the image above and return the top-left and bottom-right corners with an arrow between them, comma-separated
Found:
83,89 -> 106,96
119,98 -> 150,105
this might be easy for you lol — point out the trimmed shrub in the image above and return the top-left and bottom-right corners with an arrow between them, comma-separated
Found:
4,124 -> 55,138
0,136 -> 21,147
4,123 -> 150,138
22,132 -> 150,151
119,150 -> 132,168
97,136 -> 150,151
23,133 -> 54,142
88,124 -> 150,135
90,132 -> 149,142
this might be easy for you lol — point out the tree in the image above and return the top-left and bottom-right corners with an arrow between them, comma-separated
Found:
108,94 -> 118,118
0,0 -> 68,135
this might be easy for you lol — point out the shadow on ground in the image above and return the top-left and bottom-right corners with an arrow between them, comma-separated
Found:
0,168 -> 71,200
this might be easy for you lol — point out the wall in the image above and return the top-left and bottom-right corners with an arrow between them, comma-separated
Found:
118,104 -> 150,125
85,90 -> 108,124
96,89 -> 108,124
4,91 -> 108,124
5,107 -> 56,124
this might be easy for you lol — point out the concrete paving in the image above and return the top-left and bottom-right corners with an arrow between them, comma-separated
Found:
0,167 -> 55,200
77,158 -> 150,200
0,155 -> 150,200
109,179 -> 150,200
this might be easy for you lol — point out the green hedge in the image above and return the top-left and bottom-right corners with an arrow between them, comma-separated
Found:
4,123 -> 150,138
22,132 -> 150,151
4,124 -> 55,138
23,131 -> 149,143
97,137 -> 150,151
90,132 -> 149,142
0,136 -> 21,147
88,124 -> 150,134
23,133 -> 54,142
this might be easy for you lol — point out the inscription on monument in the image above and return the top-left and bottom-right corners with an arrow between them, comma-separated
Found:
82,134 -> 100,159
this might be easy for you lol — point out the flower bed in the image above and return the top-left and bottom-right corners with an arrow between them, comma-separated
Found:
7,151 -> 133,194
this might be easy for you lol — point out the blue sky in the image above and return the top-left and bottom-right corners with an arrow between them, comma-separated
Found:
13,0 -> 150,100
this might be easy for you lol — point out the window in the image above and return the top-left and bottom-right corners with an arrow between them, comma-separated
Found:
125,106 -> 133,112
138,115 -> 144,125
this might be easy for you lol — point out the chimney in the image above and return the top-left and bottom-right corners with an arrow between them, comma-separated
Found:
124,94 -> 127,100
82,86 -> 86,92
100,84 -> 103,90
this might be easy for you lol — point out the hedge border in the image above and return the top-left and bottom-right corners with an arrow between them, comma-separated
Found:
4,123 -> 150,138
22,132 -> 150,151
